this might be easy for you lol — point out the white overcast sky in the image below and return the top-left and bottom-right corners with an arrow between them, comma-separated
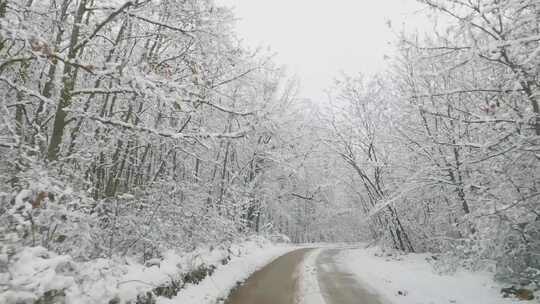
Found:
216,0 -> 431,102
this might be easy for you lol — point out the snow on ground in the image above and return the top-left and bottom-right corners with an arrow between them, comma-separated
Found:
336,247 -> 526,304
0,237 -> 294,304
296,248 -> 325,304
158,241 -> 294,304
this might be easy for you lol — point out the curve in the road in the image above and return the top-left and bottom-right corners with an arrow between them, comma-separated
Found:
225,247 -> 384,304
225,248 -> 313,304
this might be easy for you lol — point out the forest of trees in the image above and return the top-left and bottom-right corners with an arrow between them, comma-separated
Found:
0,0 -> 538,293
322,0 -> 540,285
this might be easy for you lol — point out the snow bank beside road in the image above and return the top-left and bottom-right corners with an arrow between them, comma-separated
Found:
336,247 -> 523,304
1,237 -> 293,304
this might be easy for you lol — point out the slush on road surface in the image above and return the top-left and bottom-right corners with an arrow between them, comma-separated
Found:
226,248 -> 384,304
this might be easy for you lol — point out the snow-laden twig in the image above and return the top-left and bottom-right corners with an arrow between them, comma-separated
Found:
71,112 -> 249,140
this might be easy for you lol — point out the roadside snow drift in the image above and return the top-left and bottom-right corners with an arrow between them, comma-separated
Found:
157,242 -> 293,304
336,247 -> 526,304
0,237 -> 293,304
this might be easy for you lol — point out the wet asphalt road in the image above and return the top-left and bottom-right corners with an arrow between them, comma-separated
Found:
225,248 -> 384,304
225,248 -> 312,304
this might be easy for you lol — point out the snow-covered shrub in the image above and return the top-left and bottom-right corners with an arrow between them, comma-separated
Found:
0,160 -> 97,259
0,246 -> 76,304
0,234 -> 277,304
495,218 -> 540,287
